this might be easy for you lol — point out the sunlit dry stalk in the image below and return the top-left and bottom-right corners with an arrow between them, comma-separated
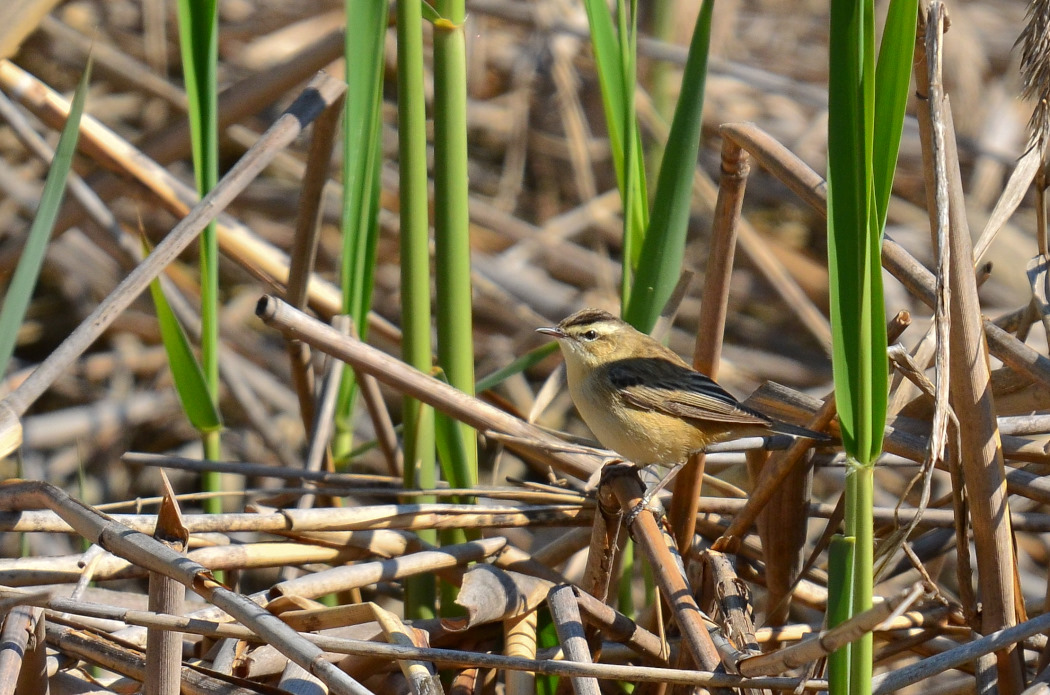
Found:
0,606 -> 44,695
915,5 -> 1023,688
668,133 -> 749,550
924,2 -> 951,470
146,473 -> 187,695
548,584 -> 601,695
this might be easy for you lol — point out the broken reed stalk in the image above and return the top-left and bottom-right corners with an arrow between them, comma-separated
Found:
0,606 -> 44,695
579,480 -> 621,604
145,473 -> 188,695
285,91 -> 345,434
548,584 -> 601,695
914,7 -> 1023,689
0,71 -> 348,458
0,480 -> 372,695
667,131 -> 750,550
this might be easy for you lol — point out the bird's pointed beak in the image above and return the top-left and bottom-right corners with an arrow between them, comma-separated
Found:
536,326 -> 566,339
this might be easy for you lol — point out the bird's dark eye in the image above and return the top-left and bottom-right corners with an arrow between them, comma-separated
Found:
581,329 -> 598,341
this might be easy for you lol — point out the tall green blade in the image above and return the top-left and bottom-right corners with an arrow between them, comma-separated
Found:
581,0 -> 648,278
145,253 -> 222,434
175,0 -> 219,401
827,0 -> 883,464
873,0 -> 918,231
176,0 -> 222,518
335,0 -> 387,459
623,0 -> 713,332
0,61 -> 92,376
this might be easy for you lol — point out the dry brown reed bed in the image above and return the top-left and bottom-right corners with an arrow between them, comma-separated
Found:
0,0 -> 1049,693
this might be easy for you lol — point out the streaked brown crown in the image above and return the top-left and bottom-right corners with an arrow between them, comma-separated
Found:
558,308 -> 622,330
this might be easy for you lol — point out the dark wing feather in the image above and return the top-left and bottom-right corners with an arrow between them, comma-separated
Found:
607,357 -> 772,427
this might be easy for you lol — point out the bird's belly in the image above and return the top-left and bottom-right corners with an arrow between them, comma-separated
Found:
575,393 -> 700,465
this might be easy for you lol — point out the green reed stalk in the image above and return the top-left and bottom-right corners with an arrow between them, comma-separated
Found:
432,0 -> 478,494
334,0 -> 387,461
396,0 -> 438,620
176,0 -> 221,515
826,0 -> 915,690
582,0 -> 648,295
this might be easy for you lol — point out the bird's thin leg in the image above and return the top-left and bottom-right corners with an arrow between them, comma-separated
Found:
625,461 -> 684,527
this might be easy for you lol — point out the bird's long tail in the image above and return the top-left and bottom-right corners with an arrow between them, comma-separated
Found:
769,420 -> 833,442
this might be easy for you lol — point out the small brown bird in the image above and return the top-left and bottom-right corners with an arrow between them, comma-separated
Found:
537,308 -> 826,467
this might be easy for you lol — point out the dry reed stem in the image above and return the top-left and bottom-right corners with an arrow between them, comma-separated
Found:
0,503 -> 588,535
548,584 -> 600,695
122,451 -> 404,488
272,538 -> 506,599
295,314 -> 350,514
145,472 -> 187,695
579,478 -> 621,606
503,610 -> 538,695
668,133 -> 750,551
0,606 -> 42,695
0,542 -> 376,586
915,7 -> 1023,689
604,469 -> 722,671
284,92 -> 344,438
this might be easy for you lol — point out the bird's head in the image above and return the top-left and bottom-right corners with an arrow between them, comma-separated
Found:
536,308 -> 638,368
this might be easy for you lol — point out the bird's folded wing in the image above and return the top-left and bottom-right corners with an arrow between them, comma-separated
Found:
609,360 -> 772,426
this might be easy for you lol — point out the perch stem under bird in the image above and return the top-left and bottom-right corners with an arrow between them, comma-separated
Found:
537,308 -> 830,518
